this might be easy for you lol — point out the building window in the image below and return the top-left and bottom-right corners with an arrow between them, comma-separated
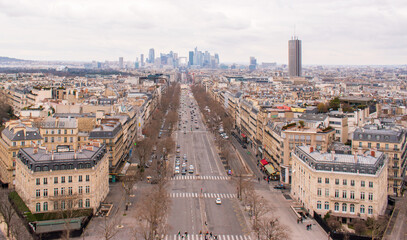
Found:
68,176 -> 72,183
361,192 -> 365,200
54,201 -> 58,210
61,187 -> 65,195
51,137 -> 54,143
368,206 -> 373,215
369,182 -> 373,188
36,203 -> 41,212
79,175 -> 83,182
369,193 -> 373,201
43,189 -> 48,197
64,137 -> 67,143
350,204 -> 355,213
85,199 -> 90,208
334,202 -> 339,212
45,137 -> 48,143
43,178 -> 48,185
43,202 -> 48,211
317,201 -> 321,209
79,186 -> 83,194
335,179 -> 339,185
64,129 -> 67,134
54,188 -> 58,196
368,142 -> 371,148
361,181 -> 365,187
86,175 -> 90,182
350,191 -> 355,199
68,200 -> 73,209
86,186 -> 90,194
13,142 -> 16,146
359,142 -> 362,147
317,177 -> 322,183
36,189 -> 41,198
61,200 -> 65,210
385,144 -> 389,150
343,179 -> 347,185
317,188 -> 322,196
70,137 -> 73,143
342,203 -> 347,212
36,178 -> 40,185
78,199 -> 83,208
335,190 -> 339,198
68,187 -> 73,195
360,205 -> 365,214
342,191 -> 347,199
351,180 -> 355,186
324,202 -> 329,210
376,143 -> 380,149
325,189 -> 329,197
61,176 -> 65,183
325,178 -> 329,184
54,177 -> 58,184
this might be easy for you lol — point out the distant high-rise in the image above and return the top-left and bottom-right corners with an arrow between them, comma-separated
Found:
149,48 -> 155,64
140,54 -> 144,67
249,57 -> 257,70
188,51 -> 194,66
288,36 -> 302,77
119,57 -> 124,69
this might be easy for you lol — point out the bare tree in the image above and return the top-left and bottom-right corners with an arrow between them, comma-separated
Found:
366,216 -> 388,240
134,138 -> 153,178
122,166 -> 139,211
50,193 -> 87,240
233,172 -> 251,201
247,189 -> 270,230
134,182 -> 171,240
10,216 -> 32,240
99,215 -> 120,240
0,189 -> 16,238
257,216 -> 290,240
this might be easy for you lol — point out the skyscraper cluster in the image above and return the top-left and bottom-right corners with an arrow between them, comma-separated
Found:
188,47 -> 219,68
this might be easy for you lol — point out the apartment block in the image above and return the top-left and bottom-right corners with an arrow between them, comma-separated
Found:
352,126 -> 407,196
0,120 -> 43,186
15,145 -> 109,214
291,146 -> 388,222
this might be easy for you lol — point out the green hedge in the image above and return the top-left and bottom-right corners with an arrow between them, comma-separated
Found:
9,191 -> 92,222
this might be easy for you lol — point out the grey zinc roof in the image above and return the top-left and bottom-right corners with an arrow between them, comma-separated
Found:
2,127 -> 42,141
353,128 -> 404,143
40,118 -> 78,129
299,113 -> 328,121
89,122 -> 122,139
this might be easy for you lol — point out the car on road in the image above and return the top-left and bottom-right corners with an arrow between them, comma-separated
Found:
189,165 -> 194,173
181,168 -> 187,175
215,198 -> 222,205
183,154 -> 187,159
274,184 -> 285,189
182,162 -> 186,168
174,168 -> 180,174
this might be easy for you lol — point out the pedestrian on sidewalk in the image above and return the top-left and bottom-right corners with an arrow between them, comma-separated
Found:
310,224 -> 312,230
178,231 -> 181,236
306,224 -> 309,230
300,217 -> 303,223
297,218 -> 299,224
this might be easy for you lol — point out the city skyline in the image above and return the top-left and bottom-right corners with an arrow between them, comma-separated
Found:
0,0 -> 406,65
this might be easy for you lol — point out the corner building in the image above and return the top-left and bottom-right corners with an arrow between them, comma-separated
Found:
15,145 -> 109,214
291,146 -> 387,223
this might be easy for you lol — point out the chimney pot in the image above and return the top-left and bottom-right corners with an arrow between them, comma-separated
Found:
310,146 -> 314,153
371,151 -> 375,157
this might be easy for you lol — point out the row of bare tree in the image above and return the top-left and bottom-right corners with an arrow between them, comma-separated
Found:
191,85 -> 235,170
232,175 -> 290,240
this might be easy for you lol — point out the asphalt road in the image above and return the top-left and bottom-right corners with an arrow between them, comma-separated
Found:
167,87 -> 251,238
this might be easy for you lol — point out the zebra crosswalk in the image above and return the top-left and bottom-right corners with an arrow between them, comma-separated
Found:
170,192 -> 237,199
165,234 -> 252,240
171,175 -> 230,181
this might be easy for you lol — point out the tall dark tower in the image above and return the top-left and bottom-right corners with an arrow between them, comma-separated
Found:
288,36 -> 302,77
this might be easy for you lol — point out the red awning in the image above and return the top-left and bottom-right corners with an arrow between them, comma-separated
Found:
260,159 -> 268,166
241,133 -> 246,138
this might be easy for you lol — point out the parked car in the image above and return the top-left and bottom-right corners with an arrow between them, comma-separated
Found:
274,184 -> 285,189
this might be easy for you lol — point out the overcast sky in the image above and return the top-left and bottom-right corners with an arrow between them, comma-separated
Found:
0,0 -> 406,65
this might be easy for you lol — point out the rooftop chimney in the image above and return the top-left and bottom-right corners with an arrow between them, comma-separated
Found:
310,146 -> 314,153
51,151 -> 54,160
354,153 -> 358,164
331,150 -> 335,161
371,150 -> 375,157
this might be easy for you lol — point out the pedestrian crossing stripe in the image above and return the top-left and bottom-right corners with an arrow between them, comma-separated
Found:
171,175 -> 230,181
169,192 -> 237,199
164,234 -> 252,240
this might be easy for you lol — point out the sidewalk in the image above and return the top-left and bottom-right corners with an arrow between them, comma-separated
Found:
236,182 -> 328,240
